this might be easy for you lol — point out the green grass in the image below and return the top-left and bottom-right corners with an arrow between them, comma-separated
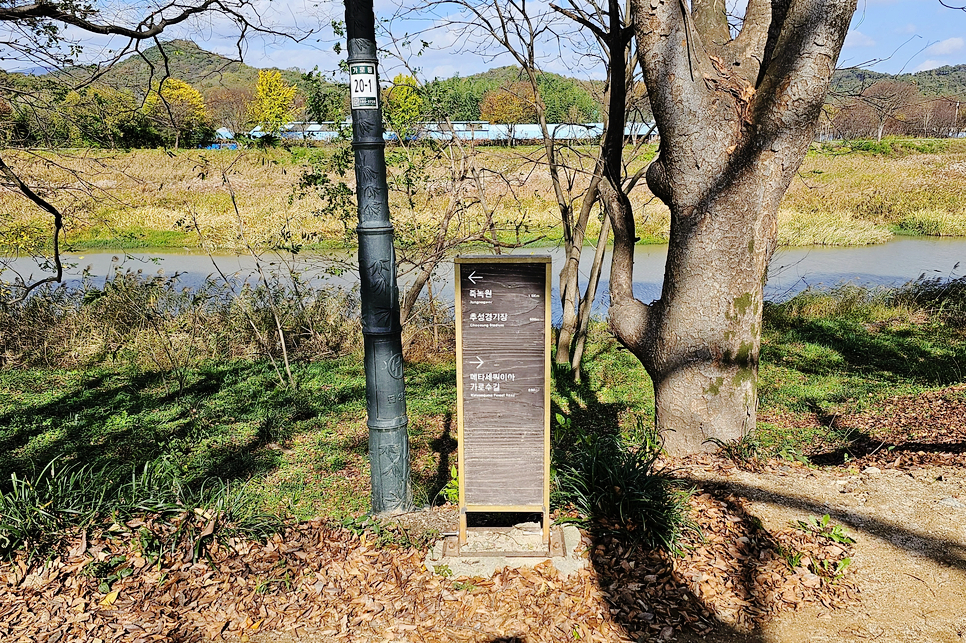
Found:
9,284 -> 953,527
4,275 -> 966,558
760,287 -> 966,415
0,357 -> 457,523
810,137 -> 966,157
752,283 -> 966,457
69,228 -> 198,249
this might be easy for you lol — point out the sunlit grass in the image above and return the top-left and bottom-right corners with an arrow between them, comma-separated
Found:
775,208 -> 892,246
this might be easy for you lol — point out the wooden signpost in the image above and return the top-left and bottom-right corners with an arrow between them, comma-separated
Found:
455,256 -> 552,551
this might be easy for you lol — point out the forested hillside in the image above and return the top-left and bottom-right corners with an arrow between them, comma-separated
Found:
60,40 -> 302,95
831,64 -> 966,97
1,39 -> 962,149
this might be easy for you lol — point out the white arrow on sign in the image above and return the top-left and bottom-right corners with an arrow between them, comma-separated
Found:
473,356 -> 484,369
468,270 -> 481,285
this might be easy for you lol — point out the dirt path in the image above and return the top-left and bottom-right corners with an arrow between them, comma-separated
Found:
677,460 -> 966,643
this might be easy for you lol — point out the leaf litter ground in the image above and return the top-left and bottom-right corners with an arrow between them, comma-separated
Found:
4,384 -> 966,642
0,485 -> 857,642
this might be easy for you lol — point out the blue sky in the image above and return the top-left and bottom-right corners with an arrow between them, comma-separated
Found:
3,1 -> 965,80
843,0 -> 966,74
238,0 -> 966,80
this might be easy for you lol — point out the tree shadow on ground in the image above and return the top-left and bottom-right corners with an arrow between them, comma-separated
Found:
685,475 -> 966,572
0,360 -> 366,490
767,317 -> 966,386
587,504 -> 773,643
810,430 -> 966,466
581,464 -> 966,642
551,369 -> 771,642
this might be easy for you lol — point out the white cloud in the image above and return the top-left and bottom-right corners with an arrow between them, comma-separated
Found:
429,64 -> 459,79
896,24 -> 917,35
915,59 -> 950,72
925,37 -> 965,57
844,30 -> 876,49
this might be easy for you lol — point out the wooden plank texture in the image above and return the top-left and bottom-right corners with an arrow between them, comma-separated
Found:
456,257 -> 550,508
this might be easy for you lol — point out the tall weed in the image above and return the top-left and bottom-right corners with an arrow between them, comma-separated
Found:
556,418 -> 695,553
890,274 -> 966,328
0,270 -> 363,370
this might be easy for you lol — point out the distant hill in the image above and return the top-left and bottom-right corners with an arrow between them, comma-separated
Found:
59,40 -> 303,97
831,64 -> 966,97
20,40 -> 966,111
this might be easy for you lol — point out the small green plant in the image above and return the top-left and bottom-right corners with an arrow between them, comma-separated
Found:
439,465 -> 459,505
796,514 -> 856,545
82,555 -> 134,593
435,563 -> 453,578
255,572 -> 294,594
340,515 -> 437,549
818,557 -> 852,582
706,433 -> 762,469
777,544 -> 804,570
775,444 -> 810,465
453,580 -> 477,591
556,424 -> 696,553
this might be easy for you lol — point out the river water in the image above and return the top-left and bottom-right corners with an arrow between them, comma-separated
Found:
4,238 -> 966,323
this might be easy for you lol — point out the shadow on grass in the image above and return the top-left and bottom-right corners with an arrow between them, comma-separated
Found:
550,362 -> 624,464
0,360 -> 366,491
764,315 -> 966,386
421,412 -> 457,502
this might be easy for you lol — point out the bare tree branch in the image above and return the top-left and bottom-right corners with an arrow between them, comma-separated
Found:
0,0 -> 316,302
0,0 -> 303,42
0,152 -> 63,304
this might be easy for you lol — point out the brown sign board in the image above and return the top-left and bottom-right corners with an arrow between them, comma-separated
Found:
455,256 -> 551,547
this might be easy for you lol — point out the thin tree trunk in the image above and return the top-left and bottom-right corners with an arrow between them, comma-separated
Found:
571,213 -> 611,381
555,173 -> 602,366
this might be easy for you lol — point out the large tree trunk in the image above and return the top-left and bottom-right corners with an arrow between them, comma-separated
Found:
611,0 -> 856,454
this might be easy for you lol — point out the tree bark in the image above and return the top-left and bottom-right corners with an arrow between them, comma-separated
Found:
612,0 -> 856,453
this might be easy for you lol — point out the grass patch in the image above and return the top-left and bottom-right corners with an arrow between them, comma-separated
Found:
776,208 -> 892,246
0,456 -> 282,561
755,282 -> 966,457
897,208 -> 966,237
0,356 -> 459,529
5,140 -> 964,257
785,140 -> 966,239
3,272 -> 966,557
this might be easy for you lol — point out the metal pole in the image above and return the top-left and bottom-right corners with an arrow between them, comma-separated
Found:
345,0 -> 411,515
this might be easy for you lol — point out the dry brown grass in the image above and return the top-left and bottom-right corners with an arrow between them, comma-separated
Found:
781,143 -> 966,244
2,141 -> 965,251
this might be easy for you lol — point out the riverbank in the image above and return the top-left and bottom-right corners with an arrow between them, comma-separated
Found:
2,138 -> 965,254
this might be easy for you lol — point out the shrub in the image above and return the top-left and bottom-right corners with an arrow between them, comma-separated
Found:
556,419 -> 695,553
0,271 -> 363,370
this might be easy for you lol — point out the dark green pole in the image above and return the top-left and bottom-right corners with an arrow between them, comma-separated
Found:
345,0 -> 411,515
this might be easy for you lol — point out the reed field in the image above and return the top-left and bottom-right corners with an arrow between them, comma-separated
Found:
2,137 -> 965,253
